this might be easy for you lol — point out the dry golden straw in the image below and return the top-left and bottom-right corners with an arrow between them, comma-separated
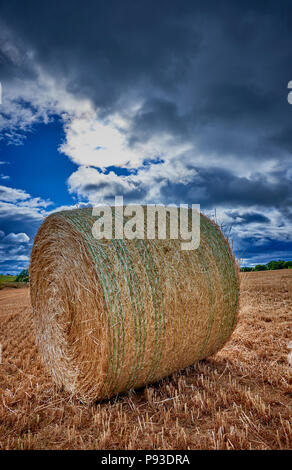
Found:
30,207 -> 239,402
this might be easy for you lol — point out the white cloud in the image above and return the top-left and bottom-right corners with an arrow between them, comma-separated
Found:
0,201 -> 46,221
0,186 -> 53,242
59,107 -> 195,171
48,202 -> 91,214
0,185 -> 30,202
67,157 -> 197,204
60,115 -> 146,168
0,250 -> 30,262
67,166 -> 137,203
3,232 -> 30,243
0,184 -> 52,209
0,186 -> 52,270
0,71 -> 94,144
17,197 -> 52,209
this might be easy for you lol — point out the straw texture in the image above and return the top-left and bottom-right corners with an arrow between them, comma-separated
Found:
30,207 -> 239,402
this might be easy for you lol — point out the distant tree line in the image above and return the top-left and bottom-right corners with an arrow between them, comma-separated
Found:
241,260 -> 292,272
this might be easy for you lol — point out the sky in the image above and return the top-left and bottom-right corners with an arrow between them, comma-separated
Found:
0,0 -> 292,273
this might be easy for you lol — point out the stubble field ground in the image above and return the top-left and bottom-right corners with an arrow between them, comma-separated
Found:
0,270 -> 291,450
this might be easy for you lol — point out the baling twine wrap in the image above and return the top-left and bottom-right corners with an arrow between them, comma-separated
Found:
30,207 -> 239,402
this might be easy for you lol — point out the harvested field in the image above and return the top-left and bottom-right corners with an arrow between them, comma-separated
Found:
0,270 -> 291,450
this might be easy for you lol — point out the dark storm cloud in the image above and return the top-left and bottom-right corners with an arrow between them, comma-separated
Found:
0,49 -> 21,80
159,166 -> 292,209
233,237 -> 292,265
226,211 -> 270,225
1,0 -> 292,170
1,0 -> 292,266
0,0 -> 200,111
127,98 -> 187,147
1,1 -> 292,131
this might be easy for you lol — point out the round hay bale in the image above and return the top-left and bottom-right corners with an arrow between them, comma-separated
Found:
30,207 -> 239,402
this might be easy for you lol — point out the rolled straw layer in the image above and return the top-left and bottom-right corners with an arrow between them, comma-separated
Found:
30,207 -> 239,402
